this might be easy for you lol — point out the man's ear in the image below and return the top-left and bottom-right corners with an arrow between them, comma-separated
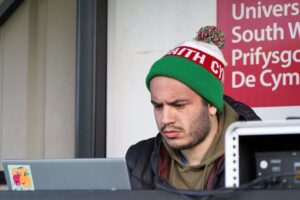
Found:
208,104 -> 218,116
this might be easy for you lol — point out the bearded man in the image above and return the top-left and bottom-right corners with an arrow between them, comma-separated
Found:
125,26 -> 260,190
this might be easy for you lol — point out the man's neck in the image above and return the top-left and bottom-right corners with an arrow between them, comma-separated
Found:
181,116 -> 219,166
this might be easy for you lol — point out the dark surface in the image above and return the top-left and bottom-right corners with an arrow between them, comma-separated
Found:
0,190 -> 184,200
239,134 -> 300,185
76,0 -> 107,158
0,171 -> 5,185
0,0 -> 24,27
0,189 -> 299,200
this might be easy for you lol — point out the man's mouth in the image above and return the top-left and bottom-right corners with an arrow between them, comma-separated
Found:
163,130 -> 180,138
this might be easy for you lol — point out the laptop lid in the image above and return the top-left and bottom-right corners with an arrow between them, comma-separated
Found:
2,158 -> 131,191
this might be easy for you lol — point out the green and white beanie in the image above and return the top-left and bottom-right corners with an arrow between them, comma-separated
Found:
146,26 -> 227,113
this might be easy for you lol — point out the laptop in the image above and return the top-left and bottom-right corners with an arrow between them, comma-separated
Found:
2,158 -> 131,191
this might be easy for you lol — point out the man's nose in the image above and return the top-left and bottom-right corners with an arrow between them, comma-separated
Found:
161,106 -> 175,125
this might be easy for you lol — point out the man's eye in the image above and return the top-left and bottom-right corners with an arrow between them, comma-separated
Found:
154,104 -> 162,109
175,104 -> 185,108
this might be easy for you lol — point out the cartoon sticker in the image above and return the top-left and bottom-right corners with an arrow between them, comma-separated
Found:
8,165 -> 35,191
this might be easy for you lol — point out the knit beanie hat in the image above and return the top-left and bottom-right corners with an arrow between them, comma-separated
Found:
146,26 -> 227,112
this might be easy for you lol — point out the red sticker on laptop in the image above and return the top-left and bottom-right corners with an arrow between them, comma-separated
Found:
7,165 -> 35,191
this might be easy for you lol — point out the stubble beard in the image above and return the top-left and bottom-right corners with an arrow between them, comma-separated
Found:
164,106 -> 211,150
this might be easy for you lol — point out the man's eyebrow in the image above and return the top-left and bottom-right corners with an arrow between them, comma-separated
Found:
151,99 -> 188,105
151,100 -> 160,105
167,99 -> 188,105
150,99 -> 157,104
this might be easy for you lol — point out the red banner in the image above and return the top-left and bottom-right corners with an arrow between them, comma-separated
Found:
217,0 -> 300,107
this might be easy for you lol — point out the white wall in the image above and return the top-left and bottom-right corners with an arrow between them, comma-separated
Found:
107,0 -> 217,157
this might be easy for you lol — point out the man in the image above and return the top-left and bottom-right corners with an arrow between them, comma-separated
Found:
126,26 -> 260,190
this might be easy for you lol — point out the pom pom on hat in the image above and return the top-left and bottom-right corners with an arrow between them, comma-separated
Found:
195,26 -> 225,49
146,26 -> 227,113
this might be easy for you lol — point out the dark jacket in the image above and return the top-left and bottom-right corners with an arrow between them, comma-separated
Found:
126,96 -> 260,190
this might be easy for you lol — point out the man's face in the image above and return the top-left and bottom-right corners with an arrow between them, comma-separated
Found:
150,76 -> 213,150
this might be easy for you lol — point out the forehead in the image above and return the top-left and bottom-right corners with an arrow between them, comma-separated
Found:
149,76 -> 200,100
